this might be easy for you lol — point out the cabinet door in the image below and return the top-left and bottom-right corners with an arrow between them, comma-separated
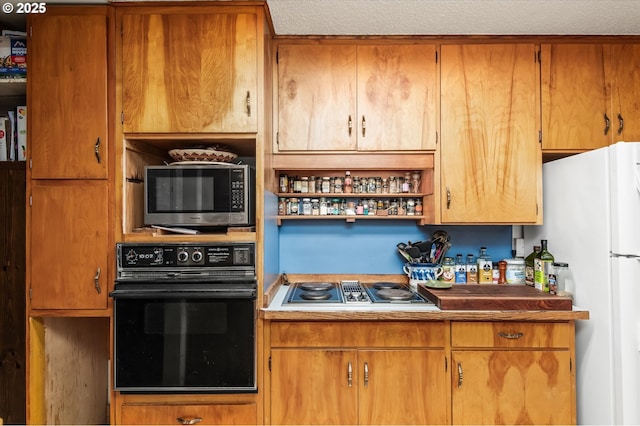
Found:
270,349 -> 358,425
122,11 -> 257,133
120,403 -> 256,425
609,44 -> 640,141
441,44 -> 540,223
357,45 -> 437,151
359,349 -> 447,425
452,350 -> 573,425
29,12 -> 109,179
541,44 -> 610,151
29,182 -> 109,310
277,44 -> 357,151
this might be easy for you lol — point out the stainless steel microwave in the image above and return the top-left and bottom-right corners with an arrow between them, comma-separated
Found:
144,163 -> 255,228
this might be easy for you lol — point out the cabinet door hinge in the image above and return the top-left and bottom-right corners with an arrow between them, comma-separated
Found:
268,356 -> 272,372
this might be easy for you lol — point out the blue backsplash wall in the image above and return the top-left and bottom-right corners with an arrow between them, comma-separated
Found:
279,222 -> 514,274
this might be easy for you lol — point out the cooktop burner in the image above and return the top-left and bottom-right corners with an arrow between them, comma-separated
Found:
283,280 -> 430,304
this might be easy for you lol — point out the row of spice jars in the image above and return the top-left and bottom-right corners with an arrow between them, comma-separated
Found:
279,171 -> 422,195
278,197 -> 424,216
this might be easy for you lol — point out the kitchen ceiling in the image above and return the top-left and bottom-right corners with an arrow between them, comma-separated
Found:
1,0 -> 639,34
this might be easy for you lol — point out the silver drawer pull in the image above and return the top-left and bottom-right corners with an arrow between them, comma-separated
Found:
498,332 -> 524,339
348,361 -> 353,387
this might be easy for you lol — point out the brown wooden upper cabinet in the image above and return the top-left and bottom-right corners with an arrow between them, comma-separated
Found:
440,44 -> 541,224
541,43 -> 640,150
276,44 -> 437,151
608,44 -> 640,142
541,44 -> 610,151
29,9 -> 109,179
120,8 -> 258,133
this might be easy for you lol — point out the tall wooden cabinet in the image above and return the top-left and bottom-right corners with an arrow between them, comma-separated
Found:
440,44 -> 541,224
608,44 -> 640,142
276,43 -> 437,152
121,7 -> 258,134
26,6 -> 113,425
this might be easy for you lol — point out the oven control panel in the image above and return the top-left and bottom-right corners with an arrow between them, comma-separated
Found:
117,242 -> 255,269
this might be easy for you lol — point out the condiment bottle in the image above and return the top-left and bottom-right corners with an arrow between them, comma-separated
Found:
525,245 -> 541,286
466,254 -> 478,283
442,257 -> 455,282
455,254 -> 467,283
534,239 -> 554,292
477,247 -> 493,283
344,171 -> 353,193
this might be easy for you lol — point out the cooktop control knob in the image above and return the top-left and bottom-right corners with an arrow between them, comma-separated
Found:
177,250 -> 189,263
191,250 -> 203,263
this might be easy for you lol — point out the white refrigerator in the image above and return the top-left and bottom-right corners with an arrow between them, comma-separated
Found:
524,141 -> 640,425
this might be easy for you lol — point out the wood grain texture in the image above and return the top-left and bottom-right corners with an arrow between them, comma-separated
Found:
609,44 -> 640,142
541,44 -> 610,151
29,181 -> 109,310
28,13 -> 109,179
277,44 -> 357,151
451,321 -> 572,348
452,350 -> 573,424
120,403 -> 257,425
441,44 -> 540,223
122,12 -> 257,133
357,44 -> 437,151
419,284 -> 573,311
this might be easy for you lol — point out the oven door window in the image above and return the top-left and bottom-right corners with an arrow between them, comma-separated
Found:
114,297 -> 255,392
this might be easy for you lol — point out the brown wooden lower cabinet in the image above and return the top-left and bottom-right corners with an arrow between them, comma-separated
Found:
116,398 -> 257,425
267,319 -> 578,425
268,321 -> 449,425
450,321 -> 576,425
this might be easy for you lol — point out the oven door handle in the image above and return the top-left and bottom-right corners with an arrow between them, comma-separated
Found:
109,288 -> 256,299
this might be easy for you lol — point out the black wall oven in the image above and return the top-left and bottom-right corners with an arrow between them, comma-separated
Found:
110,242 -> 257,393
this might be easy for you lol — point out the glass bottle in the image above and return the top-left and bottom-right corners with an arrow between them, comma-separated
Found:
455,254 -> 467,283
524,245 -> 541,286
389,176 -> 398,194
534,239 -> 554,292
311,198 -> 320,216
406,198 -> 415,215
477,246 -> 493,283
334,176 -> 343,193
319,197 -> 328,215
279,174 -> 289,193
411,171 -> 421,194
415,199 -> 423,216
321,177 -> 331,193
300,176 -> 309,193
344,171 -> 353,193
442,257 -> 455,283
402,172 -> 411,193
278,198 -> 286,216
466,254 -> 478,283
301,198 -> 312,215
289,197 -> 299,215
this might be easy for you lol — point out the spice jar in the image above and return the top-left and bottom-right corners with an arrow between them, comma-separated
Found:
389,176 -> 398,194
334,176 -> 343,193
289,198 -> 299,215
411,171 -> 421,194
319,197 -> 328,215
300,177 -> 309,193
321,177 -> 331,193
279,174 -> 289,193
415,199 -> 423,215
344,171 -> 353,193
442,257 -> 456,282
406,198 -> 416,215
301,198 -> 312,215
505,258 -> 526,284
278,198 -> 286,216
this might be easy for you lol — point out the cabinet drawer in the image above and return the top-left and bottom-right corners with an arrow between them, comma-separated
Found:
270,321 -> 445,348
451,321 -> 572,348
120,402 -> 256,425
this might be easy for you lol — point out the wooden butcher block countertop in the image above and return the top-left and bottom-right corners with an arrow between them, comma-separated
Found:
418,283 -> 573,311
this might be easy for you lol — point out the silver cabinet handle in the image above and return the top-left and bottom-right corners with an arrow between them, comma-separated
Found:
347,361 -> 353,387
93,267 -> 101,294
245,91 -> 251,117
618,113 -> 624,135
94,137 -> 101,164
348,115 -> 353,136
457,362 -> 463,388
361,115 -> 366,137
364,362 -> 369,387
177,417 -> 202,425
498,331 -> 524,339
604,113 -> 611,135
446,187 -> 451,209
